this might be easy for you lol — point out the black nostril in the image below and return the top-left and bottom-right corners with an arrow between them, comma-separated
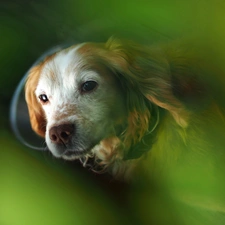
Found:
49,124 -> 74,144
51,134 -> 58,141
61,131 -> 70,139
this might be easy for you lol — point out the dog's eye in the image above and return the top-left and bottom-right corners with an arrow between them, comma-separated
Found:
81,81 -> 98,93
39,94 -> 49,103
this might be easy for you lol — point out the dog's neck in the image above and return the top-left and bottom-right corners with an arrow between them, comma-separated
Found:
83,106 -> 164,180
123,106 -> 163,160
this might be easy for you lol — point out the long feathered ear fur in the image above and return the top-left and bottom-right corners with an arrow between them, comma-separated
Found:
102,37 -> 202,129
25,65 -> 46,137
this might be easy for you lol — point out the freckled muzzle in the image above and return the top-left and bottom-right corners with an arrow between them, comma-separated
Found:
47,122 -> 97,159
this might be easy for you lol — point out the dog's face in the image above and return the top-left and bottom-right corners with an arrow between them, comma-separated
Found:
26,44 -> 127,160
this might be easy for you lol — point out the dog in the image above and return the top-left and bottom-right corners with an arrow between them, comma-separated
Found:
25,37 -> 225,178
25,37 -> 225,224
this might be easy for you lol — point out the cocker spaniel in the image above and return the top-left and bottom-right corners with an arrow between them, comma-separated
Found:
25,37 -> 225,182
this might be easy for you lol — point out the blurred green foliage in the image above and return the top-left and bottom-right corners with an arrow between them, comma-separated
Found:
0,130 -> 128,225
1,0 -> 225,224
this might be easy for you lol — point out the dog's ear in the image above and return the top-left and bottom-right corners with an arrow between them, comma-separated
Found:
25,65 -> 46,137
119,82 -> 152,148
104,37 -> 191,128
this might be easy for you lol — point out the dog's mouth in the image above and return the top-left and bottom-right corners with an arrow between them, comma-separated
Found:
61,150 -> 83,160
48,136 -> 101,160
60,147 -> 93,160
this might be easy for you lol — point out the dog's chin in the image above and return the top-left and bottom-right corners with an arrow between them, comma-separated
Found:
61,150 -> 89,161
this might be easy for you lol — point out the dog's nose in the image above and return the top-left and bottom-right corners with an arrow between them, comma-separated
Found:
49,124 -> 74,144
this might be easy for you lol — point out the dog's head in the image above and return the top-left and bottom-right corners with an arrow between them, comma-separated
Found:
25,37 -> 197,169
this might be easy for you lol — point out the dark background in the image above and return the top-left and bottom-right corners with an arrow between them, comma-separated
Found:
1,1 -> 225,224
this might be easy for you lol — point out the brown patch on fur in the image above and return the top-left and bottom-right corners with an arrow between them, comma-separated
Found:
25,65 -> 46,137
122,109 -> 150,149
93,136 -> 139,180
147,95 -> 189,127
98,136 -> 123,161
77,42 -> 104,56
25,53 -> 56,137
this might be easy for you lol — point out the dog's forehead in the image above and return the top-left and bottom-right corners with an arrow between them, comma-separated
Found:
42,44 -> 84,78
37,43 -> 89,91
38,42 -> 115,88
55,44 -> 86,69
